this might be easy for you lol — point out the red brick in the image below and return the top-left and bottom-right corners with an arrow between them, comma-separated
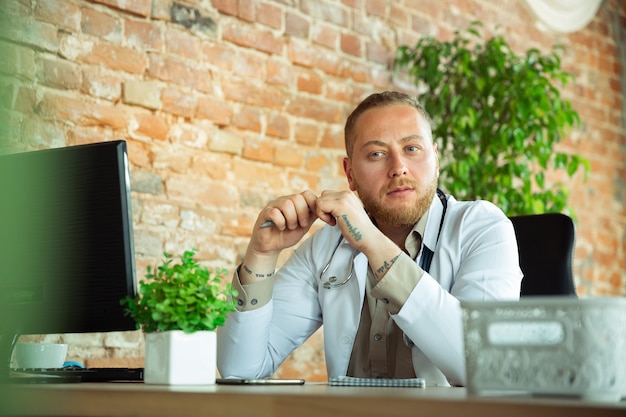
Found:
161,86 -> 197,118
301,0 -> 348,28
38,93 -> 128,129
285,11 -> 309,38
274,145 -> 304,167
230,49 -> 267,79
233,105 -> 262,132
40,56 -> 82,90
287,39 -> 342,75
21,116 -> 65,147
242,137 -> 273,162
5,17 -> 59,53
35,0 -> 81,32
66,127 -> 112,147
342,59 -> 369,83
211,0 -> 238,16
131,111 -> 169,140
390,3 -> 410,28
79,41 -> 147,74
221,213 -> 257,238
320,125 -> 344,150
196,96 -> 233,126
12,86 -> 38,115
366,41 -> 388,64
151,143 -> 193,174
202,42 -> 236,71
147,55 -> 213,94
341,32 -> 361,57
267,112 -> 290,139
222,76 -> 286,109
326,80 -> 352,102
233,159 -> 285,189
312,48 -> 342,76
257,2 -> 282,29
190,152 -> 232,181
167,28 -> 204,59
294,121 -> 320,146
366,0 -> 386,18
123,138 -> 151,168
126,19 -> 164,51
286,95 -> 343,123
81,67 -> 122,101
166,175 -> 239,207
287,38 -> 315,67
238,0 -> 255,22
312,23 -> 338,48
222,18 -> 283,55
305,151 -> 332,173
81,6 -> 122,41
297,68 -> 323,94
341,0 -> 362,8
287,170 -> 320,191
267,57 -> 294,87
91,0 -> 151,17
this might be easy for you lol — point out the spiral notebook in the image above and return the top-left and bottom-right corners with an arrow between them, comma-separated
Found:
329,376 -> 425,387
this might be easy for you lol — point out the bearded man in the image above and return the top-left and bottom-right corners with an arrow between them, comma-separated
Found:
217,91 -> 522,386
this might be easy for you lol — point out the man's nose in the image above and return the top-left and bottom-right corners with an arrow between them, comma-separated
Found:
389,154 -> 408,177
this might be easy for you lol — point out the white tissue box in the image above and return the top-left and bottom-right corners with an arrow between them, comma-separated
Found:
461,297 -> 626,401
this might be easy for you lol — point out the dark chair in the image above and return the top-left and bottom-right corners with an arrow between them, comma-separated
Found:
508,213 -> 577,297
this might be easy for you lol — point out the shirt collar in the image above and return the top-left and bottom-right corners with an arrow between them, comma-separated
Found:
404,210 -> 429,260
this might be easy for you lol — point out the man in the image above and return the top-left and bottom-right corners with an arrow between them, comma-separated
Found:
217,91 -> 522,386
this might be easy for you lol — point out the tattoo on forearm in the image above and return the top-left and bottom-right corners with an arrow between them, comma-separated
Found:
376,254 -> 401,276
340,214 -> 362,241
241,263 -> 273,279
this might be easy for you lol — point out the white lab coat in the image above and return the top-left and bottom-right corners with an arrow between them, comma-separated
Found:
217,194 -> 522,386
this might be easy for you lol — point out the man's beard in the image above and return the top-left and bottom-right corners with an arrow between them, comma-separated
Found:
356,176 -> 438,228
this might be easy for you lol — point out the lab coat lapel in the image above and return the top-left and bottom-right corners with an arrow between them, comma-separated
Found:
421,194 -> 445,260
320,241 -> 367,377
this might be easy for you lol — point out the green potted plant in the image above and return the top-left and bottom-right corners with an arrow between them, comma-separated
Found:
122,248 -> 237,385
394,21 -> 589,216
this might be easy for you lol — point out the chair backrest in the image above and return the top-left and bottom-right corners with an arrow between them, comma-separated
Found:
508,213 -> 577,297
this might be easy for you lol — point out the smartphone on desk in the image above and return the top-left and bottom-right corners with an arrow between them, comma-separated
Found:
216,378 -> 305,385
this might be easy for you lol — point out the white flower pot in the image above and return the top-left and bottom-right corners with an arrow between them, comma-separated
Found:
144,330 -> 217,385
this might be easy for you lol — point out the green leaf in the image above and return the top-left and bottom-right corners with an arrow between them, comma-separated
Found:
393,21 -> 588,216
120,248 -> 237,333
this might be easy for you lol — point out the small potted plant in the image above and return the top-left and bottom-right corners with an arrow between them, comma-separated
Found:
122,248 -> 237,385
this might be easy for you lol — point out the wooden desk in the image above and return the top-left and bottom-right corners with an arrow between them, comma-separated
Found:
1,382 -> 625,417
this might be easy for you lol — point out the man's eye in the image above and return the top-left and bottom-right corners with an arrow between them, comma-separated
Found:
370,151 -> 384,158
406,146 -> 420,153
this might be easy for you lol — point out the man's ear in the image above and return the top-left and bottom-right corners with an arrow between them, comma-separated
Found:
343,157 -> 357,191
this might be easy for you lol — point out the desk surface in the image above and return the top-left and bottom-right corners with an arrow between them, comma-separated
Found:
1,382 -> 625,417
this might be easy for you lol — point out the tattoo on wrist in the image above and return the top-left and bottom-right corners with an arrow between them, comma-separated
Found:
376,254 -> 401,276
340,214 -> 362,241
241,263 -> 273,279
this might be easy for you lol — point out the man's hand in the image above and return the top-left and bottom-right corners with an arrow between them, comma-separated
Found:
240,190 -> 319,284
241,189 -> 402,285
315,190 -> 404,282
314,190 -> 378,250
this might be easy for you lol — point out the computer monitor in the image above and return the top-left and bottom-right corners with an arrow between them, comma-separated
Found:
0,141 -> 137,364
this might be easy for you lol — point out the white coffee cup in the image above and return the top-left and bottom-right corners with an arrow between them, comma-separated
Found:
13,342 -> 68,369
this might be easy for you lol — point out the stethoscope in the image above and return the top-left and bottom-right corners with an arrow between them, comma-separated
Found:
319,189 -> 448,290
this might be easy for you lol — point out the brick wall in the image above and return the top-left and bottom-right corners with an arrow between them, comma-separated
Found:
1,0 -> 624,381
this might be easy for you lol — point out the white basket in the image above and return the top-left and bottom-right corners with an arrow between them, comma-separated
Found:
461,297 -> 626,401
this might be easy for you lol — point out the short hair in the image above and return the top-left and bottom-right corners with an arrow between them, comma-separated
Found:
344,91 -> 433,158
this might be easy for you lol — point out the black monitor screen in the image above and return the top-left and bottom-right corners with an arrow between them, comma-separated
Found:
0,140 -> 137,337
